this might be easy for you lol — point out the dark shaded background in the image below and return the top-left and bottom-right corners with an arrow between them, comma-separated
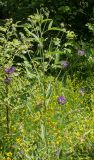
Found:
0,0 -> 94,41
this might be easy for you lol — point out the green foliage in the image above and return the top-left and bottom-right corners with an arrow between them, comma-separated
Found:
0,75 -> 94,160
0,19 -> 32,68
0,0 -> 94,41
0,12 -> 94,160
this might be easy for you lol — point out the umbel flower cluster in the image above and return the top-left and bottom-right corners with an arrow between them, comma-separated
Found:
4,67 -> 15,84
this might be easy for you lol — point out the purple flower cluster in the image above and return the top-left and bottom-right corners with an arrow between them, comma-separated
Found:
4,66 -> 15,85
57,96 -> 66,105
77,50 -> 85,56
5,67 -> 15,74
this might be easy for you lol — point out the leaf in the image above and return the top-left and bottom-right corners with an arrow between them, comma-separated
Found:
40,123 -> 45,141
54,53 -> 60,64
48,27 -> 66,32
0,26 -> 6,32
30,32 -> 41,44
45,83 -> 52,106
42,18 -> 52,24
46,83 -> 52,99
48,20 -> 53,29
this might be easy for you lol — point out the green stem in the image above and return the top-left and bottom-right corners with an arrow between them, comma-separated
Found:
6,104 -> 9,134
6,84 -> 10,134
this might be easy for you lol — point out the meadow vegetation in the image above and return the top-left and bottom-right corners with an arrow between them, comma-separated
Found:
0,3 -> 94,160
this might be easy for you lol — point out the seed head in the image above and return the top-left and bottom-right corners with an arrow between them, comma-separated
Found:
77,50 -> 85,56
61,61 -> 69,68
79,88 -> 86,95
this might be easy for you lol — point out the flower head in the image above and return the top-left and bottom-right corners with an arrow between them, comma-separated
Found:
77,50 -> 85,56
4,77 -> 12,84
61,61 -> 69,68
57,96 -> 66,105
5,66 -> 15,74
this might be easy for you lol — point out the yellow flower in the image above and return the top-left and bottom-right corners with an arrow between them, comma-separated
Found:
16,137 -> 21,143
55,140 -> 60,145
5,152 -> 12,157
6,157 -> 11,160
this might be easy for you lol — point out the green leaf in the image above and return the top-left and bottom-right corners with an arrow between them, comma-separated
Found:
0,26 -> 6,32
40,123 -> 45,141
48,27 -> 66,32
42,18 -> 52,24
48,20 -> 53,29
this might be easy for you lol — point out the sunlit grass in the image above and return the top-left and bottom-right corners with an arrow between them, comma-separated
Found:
0,75 -> 94,160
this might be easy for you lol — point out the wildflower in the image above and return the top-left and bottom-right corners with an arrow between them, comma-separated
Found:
5,66 -> 15,74
4,77 -> 12,84
57,96 -> 66,105
61,61 -> 69,68
16,137 -> 21,143
77,50 -> 85,56
79,88 -> 86,95
5,152 -> 12,157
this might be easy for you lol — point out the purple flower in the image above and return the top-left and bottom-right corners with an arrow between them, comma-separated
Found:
5,67 -> 15,74
77,50 -> 85,56
57,96 -> 66,105
61,61 -> 69,68
4,77 -> 12,84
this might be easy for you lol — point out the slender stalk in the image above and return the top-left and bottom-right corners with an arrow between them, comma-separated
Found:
5,84 -> 10,134
39,21 -> 48,157
6,104 -> 9,134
